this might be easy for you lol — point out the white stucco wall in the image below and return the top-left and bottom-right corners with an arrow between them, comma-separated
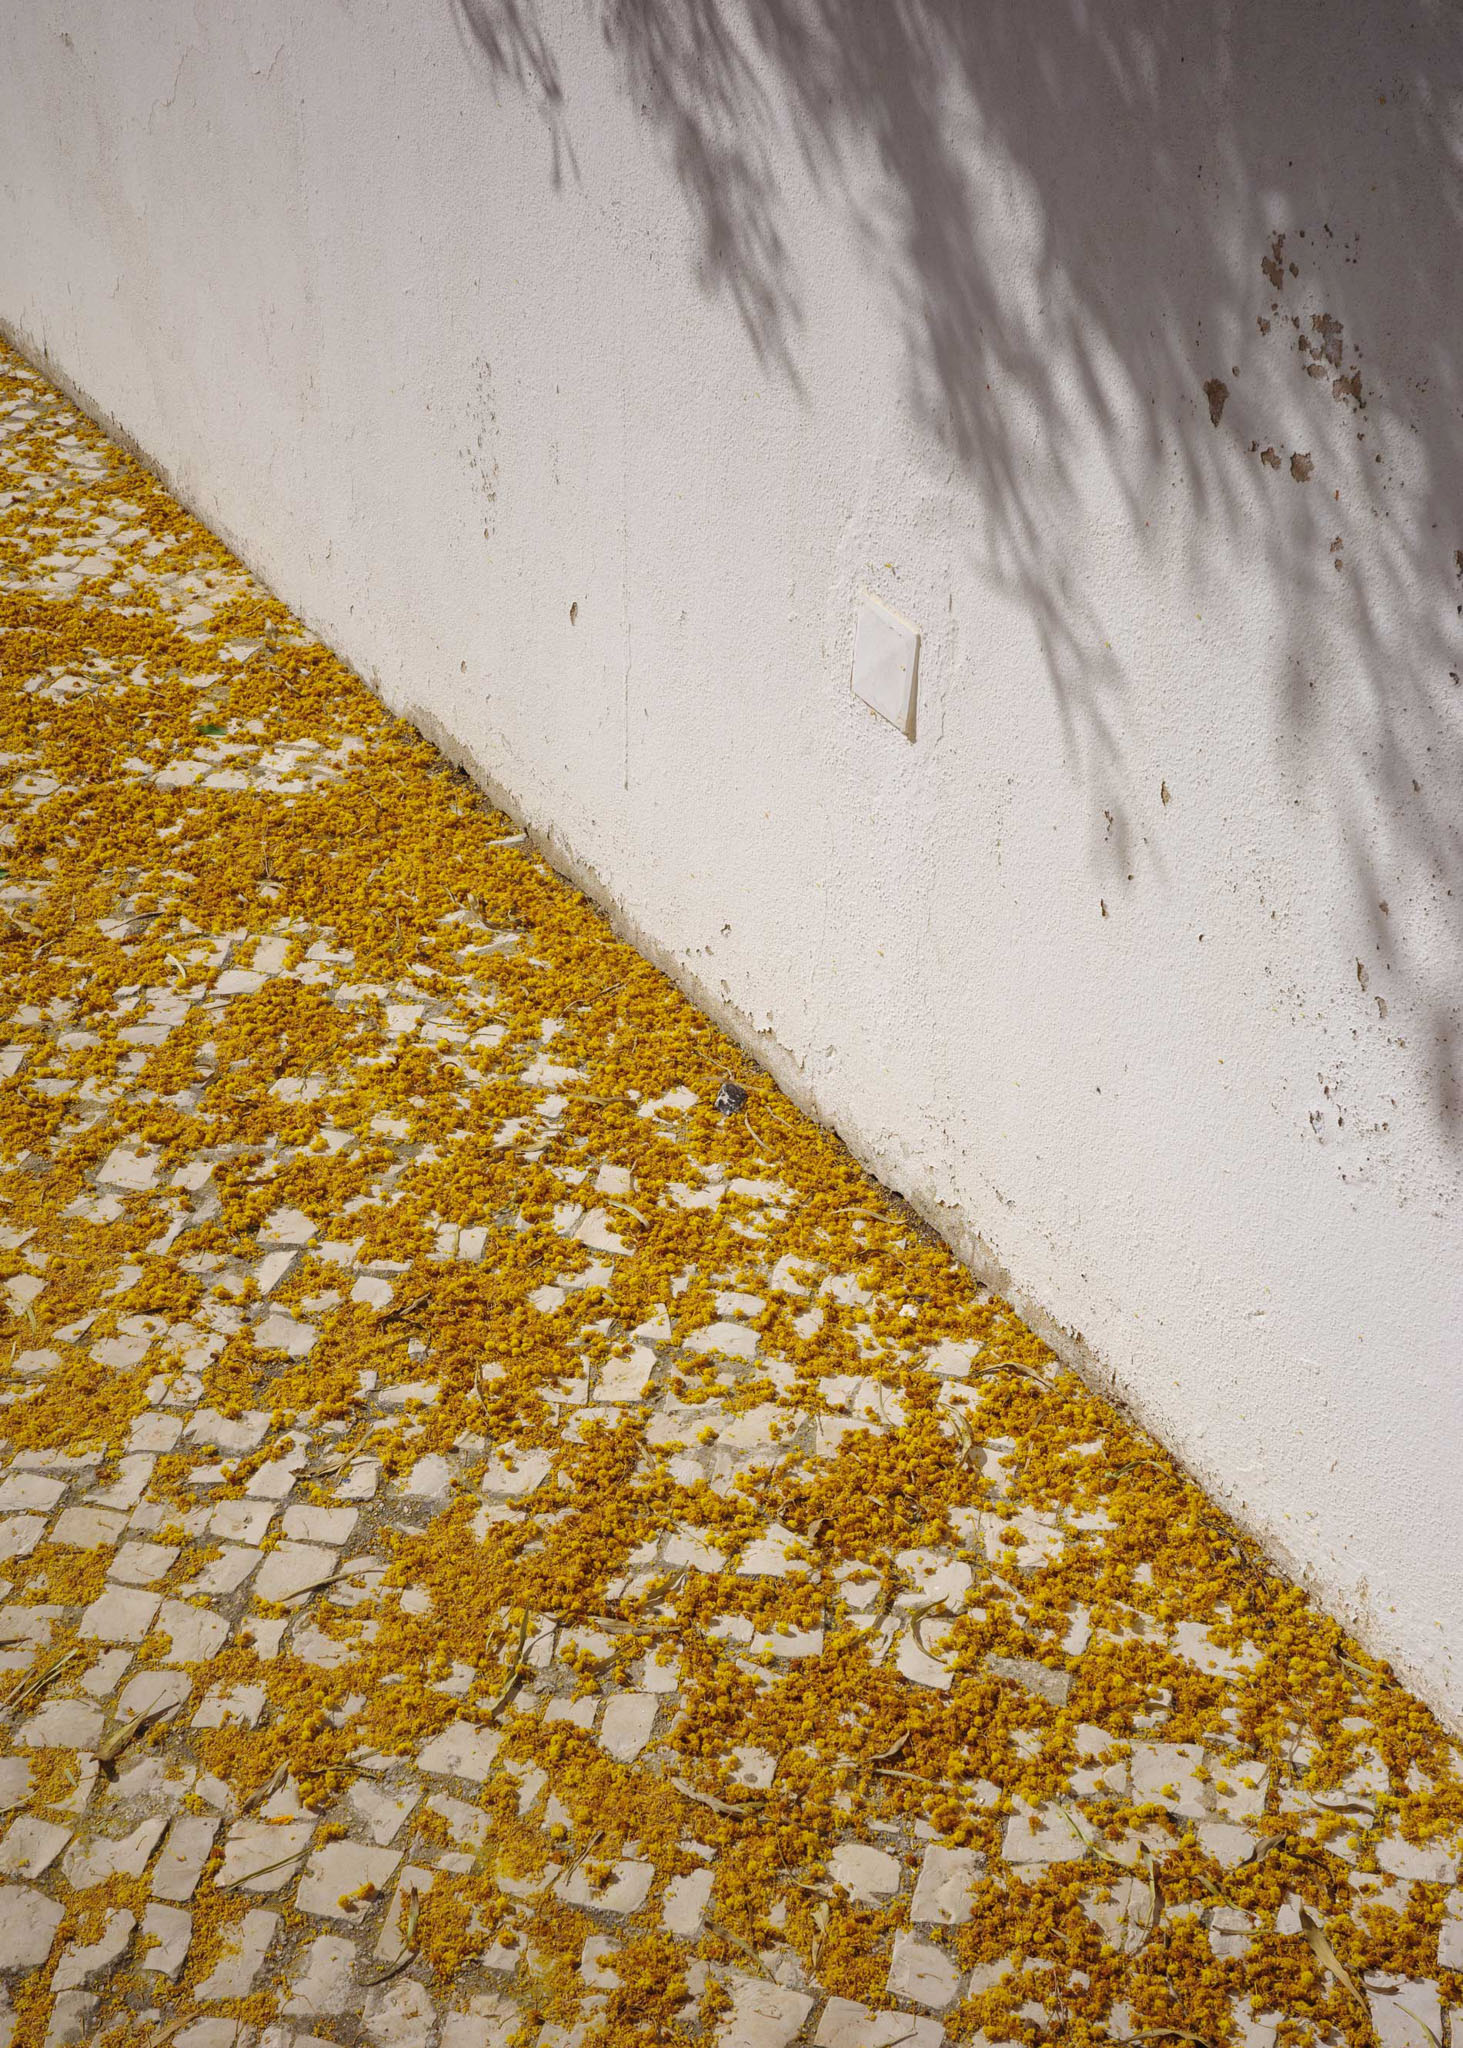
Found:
3,1 -> 1461,1721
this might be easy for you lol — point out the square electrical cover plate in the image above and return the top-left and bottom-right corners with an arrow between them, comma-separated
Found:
851,588 -> 920,737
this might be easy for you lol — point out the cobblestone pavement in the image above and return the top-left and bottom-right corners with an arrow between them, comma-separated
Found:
0,338 -> 1458,2048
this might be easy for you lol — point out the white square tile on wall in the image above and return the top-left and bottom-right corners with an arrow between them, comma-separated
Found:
851,589 -> 920,738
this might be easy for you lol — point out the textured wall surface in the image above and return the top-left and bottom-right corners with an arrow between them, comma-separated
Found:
2,1 -> 1460,1721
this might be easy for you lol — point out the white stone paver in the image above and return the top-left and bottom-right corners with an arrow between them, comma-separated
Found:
295,1841 -> 403,1920
0,1881 -> 65,1967
662,1866 -> 714,1936
910,1842 -> 981,1926
717,1974 -> 816,2048
61,1817 -> 168,1887
886,1931 -> 963,2011
77,1584 -> 160,1642
0,1815 -> 71,1879
816,2000 -> 945,2048
139,1901 -> 193,1980
1001,1799 -> 1087,1866
829,1840 -> 902,1904
195,1908 -> 279,1999
1365,1978 -> 1444,2048
284,1930 -> 358,2015
51,1908 -> 135,1992
598,1690 -> 658,1761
